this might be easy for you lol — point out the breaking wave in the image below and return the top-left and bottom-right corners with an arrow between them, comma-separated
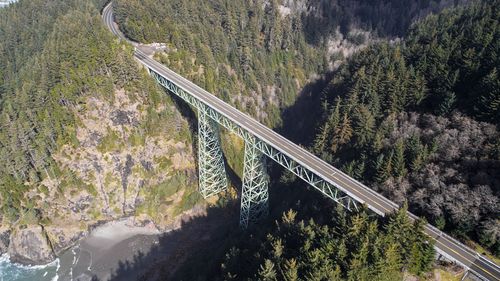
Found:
0,254 -> 59,281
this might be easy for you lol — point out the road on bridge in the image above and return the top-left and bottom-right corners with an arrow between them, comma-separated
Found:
102,3 -> 500,280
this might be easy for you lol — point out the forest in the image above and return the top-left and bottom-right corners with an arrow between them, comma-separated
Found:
114,0 -> 499,260
223,207 -> 435,280
0,0 -> 199,235
0,0 -> 498,279
311,0 -> 499,256
165,202 -> 435,281
0,0 -> 114,222
113,0 -> 464,128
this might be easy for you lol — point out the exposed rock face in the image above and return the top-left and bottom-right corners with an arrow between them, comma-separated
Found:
44,225 -> 87,255
49,89 -> 196,222
8,225 -> 55,265
1,89 -> 198,265
0,227 -> 10,255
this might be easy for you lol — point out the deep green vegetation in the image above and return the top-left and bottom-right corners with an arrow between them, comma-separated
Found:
0,0 -> 497,278
312,0 -> 500,255
168,201 -> 435,281
0,0 -> 113,221
115,0 -> 499,258
0,0 -> 195,226
112,0 -> 498,277
221,206 -> 434,281
114,0 -> 323,127
114,0 -> 458,128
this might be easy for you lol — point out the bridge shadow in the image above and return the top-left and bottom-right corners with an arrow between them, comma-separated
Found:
167,173 -> 339,280
88,75 -> 349,279
89,202 -> 239,281
278,71 -> 334,146
114,58 -> 346,281
87,172 -> 333,281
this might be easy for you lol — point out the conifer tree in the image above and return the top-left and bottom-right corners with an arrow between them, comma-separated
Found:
393,139 -> 407,179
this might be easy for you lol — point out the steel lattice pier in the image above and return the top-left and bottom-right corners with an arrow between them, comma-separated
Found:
151,70 -> 359,227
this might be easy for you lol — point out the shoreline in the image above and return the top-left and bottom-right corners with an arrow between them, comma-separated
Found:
3,216 -> 161,267
1,217 -> 166,281
56,217 -> 165,281
1,205 -> 210,280
0,253 -> 60,281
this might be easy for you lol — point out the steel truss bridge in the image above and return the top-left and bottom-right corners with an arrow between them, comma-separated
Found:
102,3 -> 500,280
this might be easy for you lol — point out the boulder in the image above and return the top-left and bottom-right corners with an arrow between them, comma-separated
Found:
44,225 -> 87,255
0,227 -> 10,255
8,225 -> 55,265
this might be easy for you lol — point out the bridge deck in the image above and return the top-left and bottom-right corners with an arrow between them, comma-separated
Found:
102,4 -> 500,280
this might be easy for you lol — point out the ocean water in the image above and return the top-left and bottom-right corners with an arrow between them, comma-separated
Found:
0,254 -> 59,281
0,219 -> 162,281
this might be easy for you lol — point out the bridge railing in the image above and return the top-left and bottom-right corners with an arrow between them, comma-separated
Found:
136,47 -> 500,281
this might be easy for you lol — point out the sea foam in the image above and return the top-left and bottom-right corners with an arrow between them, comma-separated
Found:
0,254 -> 59,281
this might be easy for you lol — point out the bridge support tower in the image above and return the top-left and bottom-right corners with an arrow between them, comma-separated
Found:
198,104 -> 228,198
240,136 -> 270,228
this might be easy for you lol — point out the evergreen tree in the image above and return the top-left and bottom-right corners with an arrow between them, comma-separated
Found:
258,259 -> 278,281
393,139 -> 407,179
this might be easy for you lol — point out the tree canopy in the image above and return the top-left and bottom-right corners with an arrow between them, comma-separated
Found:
313,0 -> 500,256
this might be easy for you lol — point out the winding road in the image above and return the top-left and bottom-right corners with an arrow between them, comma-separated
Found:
102,3 -> 500,280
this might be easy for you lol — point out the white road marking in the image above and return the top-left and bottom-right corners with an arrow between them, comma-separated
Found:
102,5 -> 500,279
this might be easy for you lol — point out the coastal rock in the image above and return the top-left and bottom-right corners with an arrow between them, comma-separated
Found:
130,214 -> 156,228
8,225 -> 55,265
44,225 -> 87,255
52,90 -> 196,226
5,89 -> 197,265
0,227 -> 10,255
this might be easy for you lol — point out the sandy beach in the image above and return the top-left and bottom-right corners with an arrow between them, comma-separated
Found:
56,218 -> 164,281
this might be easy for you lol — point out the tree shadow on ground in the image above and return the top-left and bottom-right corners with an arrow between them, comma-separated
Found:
89,166 -> 332,281
278,71 -> 334,146
90,202 -> 239,281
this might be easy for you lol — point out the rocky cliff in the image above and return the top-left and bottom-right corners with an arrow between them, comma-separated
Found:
0,0 -> 204,266
7,225 -> 55,265
0,227 -> 10,254
1,87 -> 200,264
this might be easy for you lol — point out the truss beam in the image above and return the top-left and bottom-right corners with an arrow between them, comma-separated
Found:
150,69 -> 359,217
197,104 -> 228,198
240,136 -> 269,228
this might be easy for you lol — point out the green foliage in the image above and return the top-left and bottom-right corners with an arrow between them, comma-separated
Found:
143,173 -> 185,208
114,0 -> 328,127
97,129 -> 122,153
404,0 -> 499,123
0,0 -> 166,223
221,206 -> 434,280
313,0 -> 500,256
175,189 -> 203,216
136,171 -> 200,221
114,0 -> 454,129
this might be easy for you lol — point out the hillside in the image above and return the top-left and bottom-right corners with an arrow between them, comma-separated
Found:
0,0 -> 497,279
113,0 -> 467,128
103,0 -> 500,280
113,0 -> 498,258
311,0 -> 499,257
0,0 -> 200,265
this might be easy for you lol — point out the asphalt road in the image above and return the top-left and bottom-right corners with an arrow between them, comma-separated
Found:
102,3 -> 500,280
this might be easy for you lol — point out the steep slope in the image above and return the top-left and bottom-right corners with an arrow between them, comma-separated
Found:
113,0 -> 467,128
111,0 -> 497,256
0,0 -> 199,264
311,0 -> 499,256
99,1 -> 499,280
